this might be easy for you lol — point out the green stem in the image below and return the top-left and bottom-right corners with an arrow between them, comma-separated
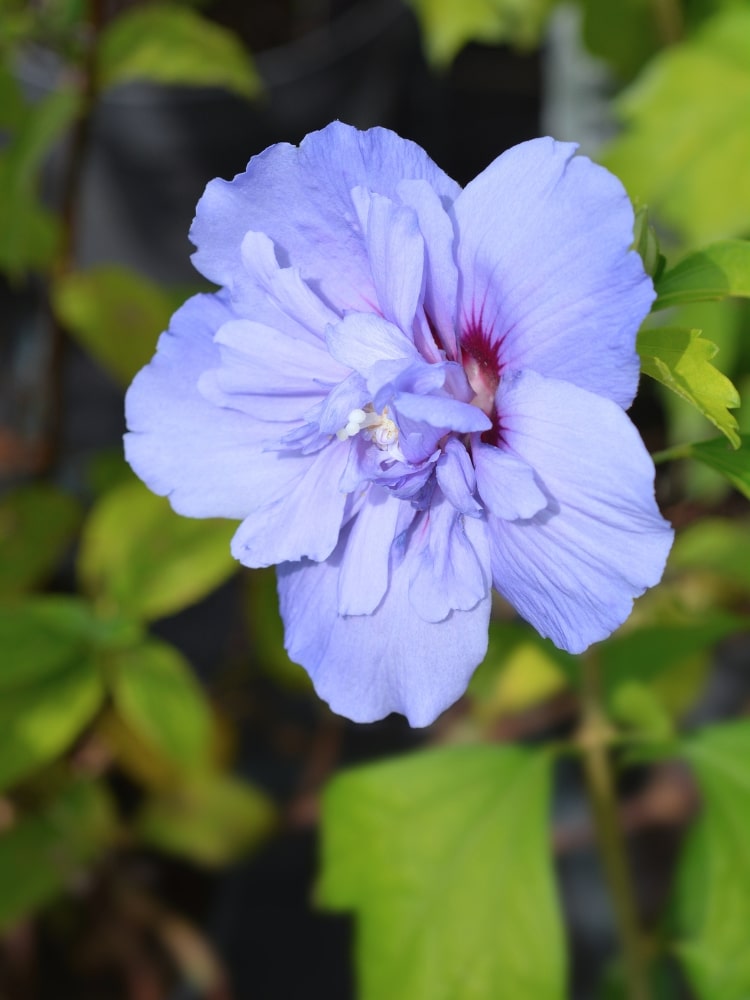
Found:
651,442 -> 692,465
579,655 -> 651,1000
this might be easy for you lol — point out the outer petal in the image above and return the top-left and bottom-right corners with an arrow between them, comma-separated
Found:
191,121 -> 461,314
278,521 -> 491,726
125,293 -> 301,519
453,138 -> 654,408
488,370 -> 674,652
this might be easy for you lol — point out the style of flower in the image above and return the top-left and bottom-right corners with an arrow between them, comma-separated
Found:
125,122 -> 673,726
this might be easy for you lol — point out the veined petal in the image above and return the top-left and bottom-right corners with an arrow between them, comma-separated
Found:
436,438 -> 482,516
233,230 -> 340,344
230,441 -> 350,567
278,524 -> 491,726
473,442 -> 548,520
351,188 -> 425,334
488,370 -> 674,652
397,178 -> 460,361
453,137 -> 654,408
191,121 -> 460,314
125,293 -> 300,519
336,488 -> 413,615
408,499 -> 491,623
326,313 -> 417,373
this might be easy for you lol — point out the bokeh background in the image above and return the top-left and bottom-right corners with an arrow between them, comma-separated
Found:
2,1 -> 750,998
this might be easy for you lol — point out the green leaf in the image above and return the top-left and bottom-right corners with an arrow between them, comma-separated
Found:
670,517 -> 750,592
319,744 -> 565,1000
0,598 -> 106,790
0,780 -> 116,931
688,435 -> 750,499
403,0 -> 555,67
468,620 -> 576,720
0,86 -> 80,275
673,720 -> 750,998
579,0 -> 661,80
52,266 -> 186,386
637,327 -> 740,447
110,640 -> 213,770
98,3 -> 261,99
78,479 -> 237,621
602,8 -> 750,245
136,771 -> 275,866
655,241 -> 750,310
0,485 -> 80,597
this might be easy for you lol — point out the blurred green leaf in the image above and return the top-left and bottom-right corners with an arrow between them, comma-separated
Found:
78,479 -> 237,621
609,682 -> 675,740
670,517 -> 750,591
602,8 -> 750,245
687,435 -> 750,499
0,779 -> 116,931
637,327 -> 740,447
404,0 -> 555,67
580,0 -> 661,80
0,85 -> 80,275
52,266 -> 186,386
655,241 -> 750,310
98,3 -> 261,99
0,599 -> 105,790
0,485 -> 80,597
319,744 -> 565,1000
673,720 -> 750,998
468,620 -> 576,719
110,640 -> 213,770
136,771 -> 275,866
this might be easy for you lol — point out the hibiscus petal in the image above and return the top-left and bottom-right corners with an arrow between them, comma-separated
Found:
488,370 -> 674,652
408,499 -> 491,622
473,442 -> 548,520
191,121 -> 460,315
453,137 -> 654,408
278,523 -> 491,726
436,438 -> 482,516
336,488 -> 412,615
230,441 -> 351,566
125,294 -> 300,519
326,312 -> 417,373
351,189 -> 425,334
397,178 -> 460,361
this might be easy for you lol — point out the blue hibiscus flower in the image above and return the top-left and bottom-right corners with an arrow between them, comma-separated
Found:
125,122 -> 673,726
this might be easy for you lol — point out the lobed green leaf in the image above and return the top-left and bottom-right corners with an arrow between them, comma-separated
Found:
52,266 -> 187,387
136,771 -> 276,866
98,3 -> 261,99
0,780 -> 116,931
0,485 -> 80,597
637,327 -> 740,447
78,479 -> 237,622
688,436 -> 750,499
654,241 -> 750,310
602,7 -> 750,245
110,640 -> 214,771
673,720 -> 750,998
0,598 -> 106,790
319,744 -> 565,1000
403,0 -> 555,67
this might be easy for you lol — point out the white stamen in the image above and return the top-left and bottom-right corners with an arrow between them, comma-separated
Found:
336,405 -> 398,450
